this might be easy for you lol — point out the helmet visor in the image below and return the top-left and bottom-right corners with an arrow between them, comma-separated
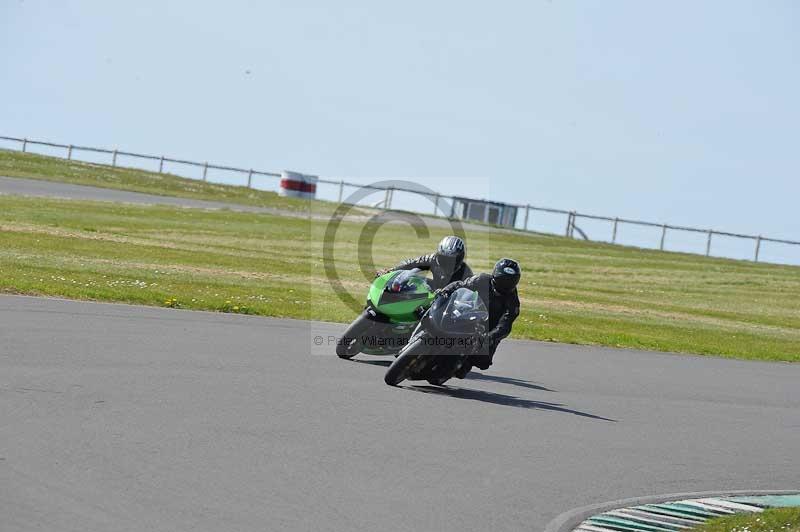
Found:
434,253 -> 458,274
493,274 -> 518,294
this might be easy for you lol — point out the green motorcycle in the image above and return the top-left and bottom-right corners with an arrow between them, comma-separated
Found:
336,269 -> 435,359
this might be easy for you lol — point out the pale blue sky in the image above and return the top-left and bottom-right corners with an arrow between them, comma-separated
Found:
2,1 -> 799,261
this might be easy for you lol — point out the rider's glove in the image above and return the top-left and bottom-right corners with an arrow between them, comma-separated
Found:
470,334 -> 484,354
434,288 -> 450,299
475,333 -> 494,353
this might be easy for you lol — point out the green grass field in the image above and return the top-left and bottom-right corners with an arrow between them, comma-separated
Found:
692,507 -> 800,532
1,157 -> 800,361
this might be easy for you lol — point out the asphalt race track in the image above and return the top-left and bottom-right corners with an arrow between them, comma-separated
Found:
1,295 -> 798,532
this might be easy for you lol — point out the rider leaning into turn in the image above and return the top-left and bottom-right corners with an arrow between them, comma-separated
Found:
377,235 -> 473,290
436,258 -> 521,376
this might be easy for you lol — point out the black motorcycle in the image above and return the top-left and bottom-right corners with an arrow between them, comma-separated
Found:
384,287 -> 488,386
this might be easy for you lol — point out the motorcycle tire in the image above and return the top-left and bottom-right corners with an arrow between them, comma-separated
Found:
384,337 -> 426,386
336,313 -> 371,359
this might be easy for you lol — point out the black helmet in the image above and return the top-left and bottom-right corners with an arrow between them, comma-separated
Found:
492,258 -> 521,294
434,236 -> 466,273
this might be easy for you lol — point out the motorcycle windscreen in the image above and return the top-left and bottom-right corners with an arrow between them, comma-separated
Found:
430,288 -> 488,334
377,270 -> 432,306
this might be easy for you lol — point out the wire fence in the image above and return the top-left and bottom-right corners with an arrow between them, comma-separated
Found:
2,134 -> 798,265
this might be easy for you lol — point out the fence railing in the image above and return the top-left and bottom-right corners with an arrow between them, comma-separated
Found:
2,134 -> 798,265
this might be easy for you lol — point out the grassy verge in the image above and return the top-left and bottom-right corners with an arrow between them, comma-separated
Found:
692,507 -> 800,532
0,149 -> 347,215
1,193 -> 799,361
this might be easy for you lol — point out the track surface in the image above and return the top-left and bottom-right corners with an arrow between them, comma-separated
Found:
1,296 -> 798,532
0,175 -> 299,215
0,175 -> 518,232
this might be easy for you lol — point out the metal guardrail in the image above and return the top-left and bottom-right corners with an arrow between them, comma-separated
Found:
2,134 -> 798,264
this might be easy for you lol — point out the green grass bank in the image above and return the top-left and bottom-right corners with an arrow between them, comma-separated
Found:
1,187 -> 799,361
0,149 -> 341,214
692,507 -> 800,532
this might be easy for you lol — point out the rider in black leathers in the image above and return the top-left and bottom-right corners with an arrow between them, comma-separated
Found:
377,235 -> 472,290
436,258 -> 521,374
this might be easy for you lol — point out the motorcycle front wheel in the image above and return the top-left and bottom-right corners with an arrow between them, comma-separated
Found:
384,336 -> 426,386
336,312 -> 371,359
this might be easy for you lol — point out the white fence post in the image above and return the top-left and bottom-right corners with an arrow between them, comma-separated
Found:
337,180 -> 344,203
754,236 -> 762,262
706,230 -> 713,256
158,156 -> 165,173
112,150 -> 118,167
524,204 -> 530,230
433,193 -> 440,215
21,138 -> 27,152
202,162 -> 208,181
247,169 -> 253,188
660,224 -> 667,250
67,145 -> 73,160
383,187 -> 391,210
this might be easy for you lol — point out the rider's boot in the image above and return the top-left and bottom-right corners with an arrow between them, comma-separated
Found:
454,361 -> 472,379
471,354 -> 493,371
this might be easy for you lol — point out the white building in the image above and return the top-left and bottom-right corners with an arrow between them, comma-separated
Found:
450,196 -> 518,228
